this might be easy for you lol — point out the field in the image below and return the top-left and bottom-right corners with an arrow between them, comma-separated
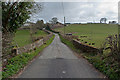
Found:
55,24 -> 118,48
13,30 -> 48,47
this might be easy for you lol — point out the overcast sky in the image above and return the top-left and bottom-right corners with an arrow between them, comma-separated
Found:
29,0 -> 119,23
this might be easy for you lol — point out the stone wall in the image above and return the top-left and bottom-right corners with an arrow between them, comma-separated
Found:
60,34 -> 100,53
43,30 -> 53,43
73,39 -> 100,53
17,30 -> 53,54
60,34 -> 78,41
17,39 -> 43,54
2,30 -> 53,66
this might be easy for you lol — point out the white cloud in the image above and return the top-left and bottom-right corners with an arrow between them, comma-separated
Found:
34,0 -> 119,2
30,2 -> 119,23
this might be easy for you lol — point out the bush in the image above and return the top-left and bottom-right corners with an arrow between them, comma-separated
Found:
86,56 -> 120,80
2,35 -> 55,78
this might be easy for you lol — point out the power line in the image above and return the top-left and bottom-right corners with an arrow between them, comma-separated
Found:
61,1 -> 66,35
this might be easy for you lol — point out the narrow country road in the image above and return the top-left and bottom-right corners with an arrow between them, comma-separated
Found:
19,34 -> 104,78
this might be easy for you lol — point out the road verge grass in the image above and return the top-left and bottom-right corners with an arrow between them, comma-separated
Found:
84,55 -> 120,80
2,35 -> 55,78
59,34 -> 81,53
59,34 -> 120,80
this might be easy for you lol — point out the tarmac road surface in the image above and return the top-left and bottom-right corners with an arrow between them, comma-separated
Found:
19,34 -> 105,78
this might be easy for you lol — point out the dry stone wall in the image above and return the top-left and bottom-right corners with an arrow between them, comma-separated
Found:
2,30 -> 53,66
72,39 -> 100,53
17,30 -> 53,54
17,39 -> 43,54
60,34 -> 100,53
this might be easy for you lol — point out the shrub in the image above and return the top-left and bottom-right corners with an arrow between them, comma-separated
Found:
2,35 -> 55,78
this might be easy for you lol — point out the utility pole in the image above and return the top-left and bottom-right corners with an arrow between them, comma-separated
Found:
64,16 -> 65,36
62,1 -> 65,36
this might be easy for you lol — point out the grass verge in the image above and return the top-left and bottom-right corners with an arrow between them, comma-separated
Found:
59,34 -> 81,53
59,34 -> 120,80
2,35 -> 55,78
84,55 -> 120,80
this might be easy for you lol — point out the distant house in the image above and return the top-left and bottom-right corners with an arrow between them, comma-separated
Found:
19,22 -> 36,30
56,22 -> 63,26
24,22 -> 35,27
24,23 -> 30,26
50,22 -> 64,29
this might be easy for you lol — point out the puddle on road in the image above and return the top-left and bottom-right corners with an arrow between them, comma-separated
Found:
56,58 -> 64,59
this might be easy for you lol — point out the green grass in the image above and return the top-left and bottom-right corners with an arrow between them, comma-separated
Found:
59,34 -> 120,80
55,24 -> 118,48
2,34 -> 55,78
84,55 -> 120,80
33,30 -> 48,38
59,34 -> 81,53
13,30 -> 48,47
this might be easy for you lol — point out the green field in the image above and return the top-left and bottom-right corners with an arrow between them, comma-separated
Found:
55,24 -> 118,48
13,30 -> 48,47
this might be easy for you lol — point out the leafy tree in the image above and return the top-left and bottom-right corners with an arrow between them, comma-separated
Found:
100,18 -> 107,23
2,2 -> 33,33
2,1 -> 42,63
36,20 -> 44,29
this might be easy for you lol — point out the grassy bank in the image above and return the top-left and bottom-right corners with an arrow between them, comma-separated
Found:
59,34 -> 81,53
84,55 -> 120,80
55,24 -> 118,48
13,30 -> 48,47
2,35 -> 55,78
59,34 -> 120,80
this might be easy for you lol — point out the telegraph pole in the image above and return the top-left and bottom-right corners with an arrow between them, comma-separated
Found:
64,16 -> 65,36
61,1 -> 65,36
